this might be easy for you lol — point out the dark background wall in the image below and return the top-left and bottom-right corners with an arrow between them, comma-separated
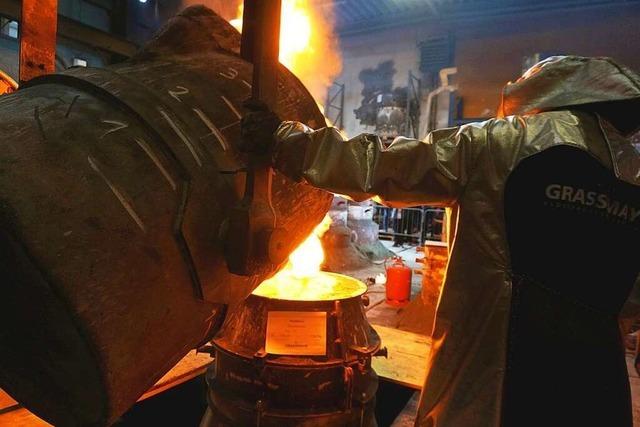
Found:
456,4 -> 640,118
0,0 -> 137,79
0,0 -> 240,82
334,1 -> 640,136
0,1 -> 638,131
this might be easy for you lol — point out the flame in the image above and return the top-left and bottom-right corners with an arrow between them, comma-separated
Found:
223,1 -> 344,299
253,215 -> 340,300
288,214 -> 332,277
228,7 -> 243,31
229,0 -> 342,103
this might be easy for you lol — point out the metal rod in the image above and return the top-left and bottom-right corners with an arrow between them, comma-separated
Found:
225,0 -> 283,275
245,0 -> 282,108
19,0 -> 58,83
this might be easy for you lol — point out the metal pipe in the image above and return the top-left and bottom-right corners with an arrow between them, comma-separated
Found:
423,67 -> 458,134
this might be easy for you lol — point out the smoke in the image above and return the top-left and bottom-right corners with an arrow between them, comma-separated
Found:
283,0 -> 342,104
179,1 -> 342,105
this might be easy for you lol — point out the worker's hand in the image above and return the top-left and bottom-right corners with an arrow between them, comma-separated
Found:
240,100 -> 282,155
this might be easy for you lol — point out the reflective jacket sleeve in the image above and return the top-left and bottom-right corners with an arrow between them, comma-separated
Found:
273,121 -> 489,207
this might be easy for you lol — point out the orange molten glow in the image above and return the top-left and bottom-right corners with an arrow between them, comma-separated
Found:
229,0 -> 342,103
288,214 -> 332,277
252,215 -> 365,301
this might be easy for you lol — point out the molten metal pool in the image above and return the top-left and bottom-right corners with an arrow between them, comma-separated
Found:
252,271 -> 367,301
202,272 -> 384,426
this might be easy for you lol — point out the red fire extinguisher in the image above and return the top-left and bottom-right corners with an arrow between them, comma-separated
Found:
385,256 -> 412,307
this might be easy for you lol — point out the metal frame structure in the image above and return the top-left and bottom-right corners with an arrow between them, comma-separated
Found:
0,0 -> 137,59
373,205 -> 445,246
325,81 -> 345,129
405,70 -> 421,138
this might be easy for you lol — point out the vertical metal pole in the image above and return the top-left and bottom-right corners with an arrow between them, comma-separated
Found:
413,73 -> 421,137
442,208 -> 450,243
406,71 -> 421,138
243,0 -> 282,108
244,0 -> 281,213
419,207 -> 426,246
325,86 -> 331,124
225,0 -> 283,275
405,71 -> 412,137
19,0 -> 58,84
240,1 -> 258,63
338,83 -> 345,129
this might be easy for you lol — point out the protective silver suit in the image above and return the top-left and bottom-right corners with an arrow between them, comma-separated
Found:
274,56 -> 640,426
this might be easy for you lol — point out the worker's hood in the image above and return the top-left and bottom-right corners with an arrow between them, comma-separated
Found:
499,56 -> 640,134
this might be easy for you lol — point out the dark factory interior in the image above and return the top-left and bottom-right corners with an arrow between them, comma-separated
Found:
1,0 -> 640,426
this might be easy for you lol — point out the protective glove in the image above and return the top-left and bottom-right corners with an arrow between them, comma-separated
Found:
239,100 -> 282,155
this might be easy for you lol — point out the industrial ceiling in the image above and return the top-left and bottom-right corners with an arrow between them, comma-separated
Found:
317,0 -> 640,35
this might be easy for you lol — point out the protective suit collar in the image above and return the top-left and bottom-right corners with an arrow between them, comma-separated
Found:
498,56 -> 640,132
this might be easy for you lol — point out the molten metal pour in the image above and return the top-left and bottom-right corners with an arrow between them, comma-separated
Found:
203,271 -> 383,427
209,3 -> 383,423
206,215 -> 385,426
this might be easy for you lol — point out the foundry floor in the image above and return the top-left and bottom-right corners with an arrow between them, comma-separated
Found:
340,239 -> 640,427
336,240 -> 424,426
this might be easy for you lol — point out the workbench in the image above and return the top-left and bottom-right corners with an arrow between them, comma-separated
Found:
372,324 -> 431,390
0,326 -> 430,425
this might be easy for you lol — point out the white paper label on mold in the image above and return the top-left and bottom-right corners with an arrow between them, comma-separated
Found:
265,311 -> 327,356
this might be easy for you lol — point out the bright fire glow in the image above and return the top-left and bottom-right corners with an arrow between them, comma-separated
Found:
226,1 -> 346,299
288,214 -> 332,277
251,215 -> 367,301
229,0 -> 342,103
229,3 -> 313,70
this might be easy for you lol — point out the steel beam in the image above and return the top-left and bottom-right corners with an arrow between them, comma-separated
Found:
19,0 -> 58,83
0,0 -> 137,58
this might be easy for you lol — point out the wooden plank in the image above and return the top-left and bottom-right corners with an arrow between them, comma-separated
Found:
372,324 -> 431,390
139,350 -> 213,400
0,350 -> 213,425
0,408 -> 51,427
0,388 -> 17,410
390,393 -> 420,427
0,387 -> 50,427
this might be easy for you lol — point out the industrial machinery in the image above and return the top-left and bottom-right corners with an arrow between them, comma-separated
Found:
205,3 -> 385,424
0,7 -> 332,426
203,272 -> 383,426
353,69 -> 421,142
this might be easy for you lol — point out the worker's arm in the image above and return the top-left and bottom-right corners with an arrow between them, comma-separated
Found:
273,121 -> 488,207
